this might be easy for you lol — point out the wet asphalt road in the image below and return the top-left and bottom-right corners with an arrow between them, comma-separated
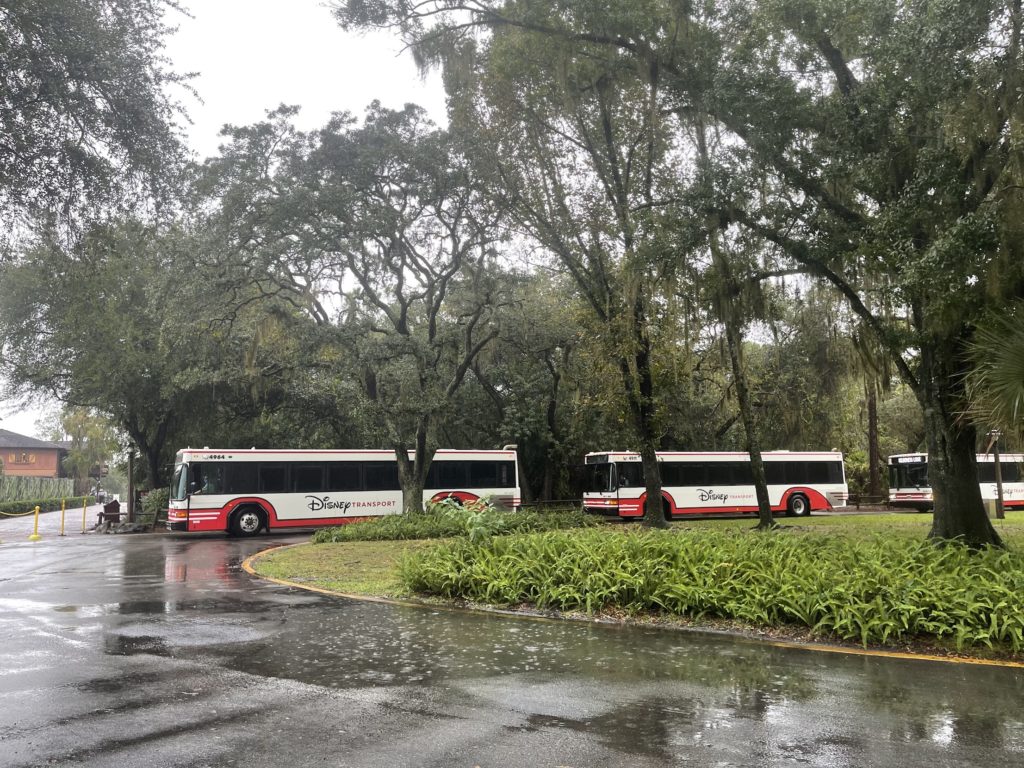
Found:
1,514 -> 1024,767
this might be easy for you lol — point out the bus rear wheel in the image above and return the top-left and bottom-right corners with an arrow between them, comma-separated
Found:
230,507 -> 266,537
786,493 -> 810,517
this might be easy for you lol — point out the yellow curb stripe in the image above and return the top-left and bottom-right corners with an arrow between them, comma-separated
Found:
241,544 -> 1024,670
752,636 -> 1024,668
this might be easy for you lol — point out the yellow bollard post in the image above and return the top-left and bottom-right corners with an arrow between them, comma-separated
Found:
28,505 -> 42,541
60,499 -> 66,536
82,498 -> 87,534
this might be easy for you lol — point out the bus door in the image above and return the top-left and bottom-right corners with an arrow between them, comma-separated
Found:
168,461 -> 192,529
584,458 -> 644,515
614,461 -> 645,516
585,460 -> 619,513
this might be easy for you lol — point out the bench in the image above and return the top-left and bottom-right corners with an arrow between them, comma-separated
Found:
98,500 -> 122,525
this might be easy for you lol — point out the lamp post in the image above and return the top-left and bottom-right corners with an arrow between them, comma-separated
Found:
127,447 -> 135,523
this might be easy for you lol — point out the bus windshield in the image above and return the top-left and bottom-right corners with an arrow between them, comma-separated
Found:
171,463 -> 188,501
890,462 -> 928,489
587,463 -> 615,493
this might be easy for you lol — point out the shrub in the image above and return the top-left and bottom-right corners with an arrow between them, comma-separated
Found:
0,496 -> 94,515
311,500 -> 597,544
311,510 -> 466,543
140,488 -> 169,522
399,527 -> 1024,652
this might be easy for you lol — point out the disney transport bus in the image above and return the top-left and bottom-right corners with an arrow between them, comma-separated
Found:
584,451 -> 848,519
168,447 -> 521,536
888,452 -> 1024,511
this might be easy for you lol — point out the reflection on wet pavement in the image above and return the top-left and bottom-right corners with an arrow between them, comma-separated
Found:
1,529 -> 1022,767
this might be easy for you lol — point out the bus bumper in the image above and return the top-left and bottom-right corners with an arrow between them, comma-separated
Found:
584,505 -> 622,517
167,520 -> 188,531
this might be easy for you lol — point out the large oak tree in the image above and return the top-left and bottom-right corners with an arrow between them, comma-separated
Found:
337,0 -> 1024,546
205,104 -> 507,514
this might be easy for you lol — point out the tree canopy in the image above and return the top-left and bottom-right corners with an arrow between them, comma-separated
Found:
204,104 -> 509,512
0,0 -> 187,236
335,0 -> 1024,544
1,0 -> 1021,541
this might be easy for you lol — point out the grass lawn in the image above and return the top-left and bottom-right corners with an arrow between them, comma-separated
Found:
681,508 -> 1024,545
253,539 -> 436,598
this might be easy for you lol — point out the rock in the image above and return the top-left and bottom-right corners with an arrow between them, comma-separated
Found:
114,521 -> 151,534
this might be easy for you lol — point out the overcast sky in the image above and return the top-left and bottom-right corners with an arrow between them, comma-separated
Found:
166,0 -> 447,158
0,0 -> 446,438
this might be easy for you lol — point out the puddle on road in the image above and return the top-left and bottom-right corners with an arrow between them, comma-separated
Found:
107,616 -> 274,651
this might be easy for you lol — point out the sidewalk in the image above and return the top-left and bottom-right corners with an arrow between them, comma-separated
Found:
0,501 -> 160,539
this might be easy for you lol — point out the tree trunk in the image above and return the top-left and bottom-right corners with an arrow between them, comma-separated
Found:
619,294 -> 667,529
394,417 -> 434,516
918,344 -> 1002,547
541,357 -> 563,501
145,447 -> 161,493
925,419 -> 999,546
127,450 -> 135,523
993,438 -> 1005,520
723,313 -> 774,529
711,230 -> 774,529
129,429 -> 162,491
399,470 -> 428,516
867,383 -> 880,497
637,440 -> 664,525
540,460 -> 554,502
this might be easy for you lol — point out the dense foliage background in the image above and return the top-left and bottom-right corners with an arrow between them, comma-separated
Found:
2,1 -> 1023,543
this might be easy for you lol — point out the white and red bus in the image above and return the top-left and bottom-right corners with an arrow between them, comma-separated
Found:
167,447 -> 521,536
583,451 -> 848,519
888,452 -> 1024,511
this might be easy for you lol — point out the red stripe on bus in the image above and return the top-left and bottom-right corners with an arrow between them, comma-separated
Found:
270,516 -> 374,528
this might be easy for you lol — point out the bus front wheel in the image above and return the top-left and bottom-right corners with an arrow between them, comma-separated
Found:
786,493 -> 810,517
230,507 -> 266,537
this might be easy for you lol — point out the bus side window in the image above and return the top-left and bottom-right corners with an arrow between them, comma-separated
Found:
364,462 -> 399,491
616,462 -> 643,489
292,464 -> 325,492
681,463 -> 706,486
327,463 -> 361,491
732,462 -> 753,485
190,465 -> 204,494
202,465 -> 224,494
259,464 -> 287,493
469,461 -> 498,488
225,463 -> 257,494
707,462 -> 731,485
498,461 -> 513,487
435,462 -> 466,488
